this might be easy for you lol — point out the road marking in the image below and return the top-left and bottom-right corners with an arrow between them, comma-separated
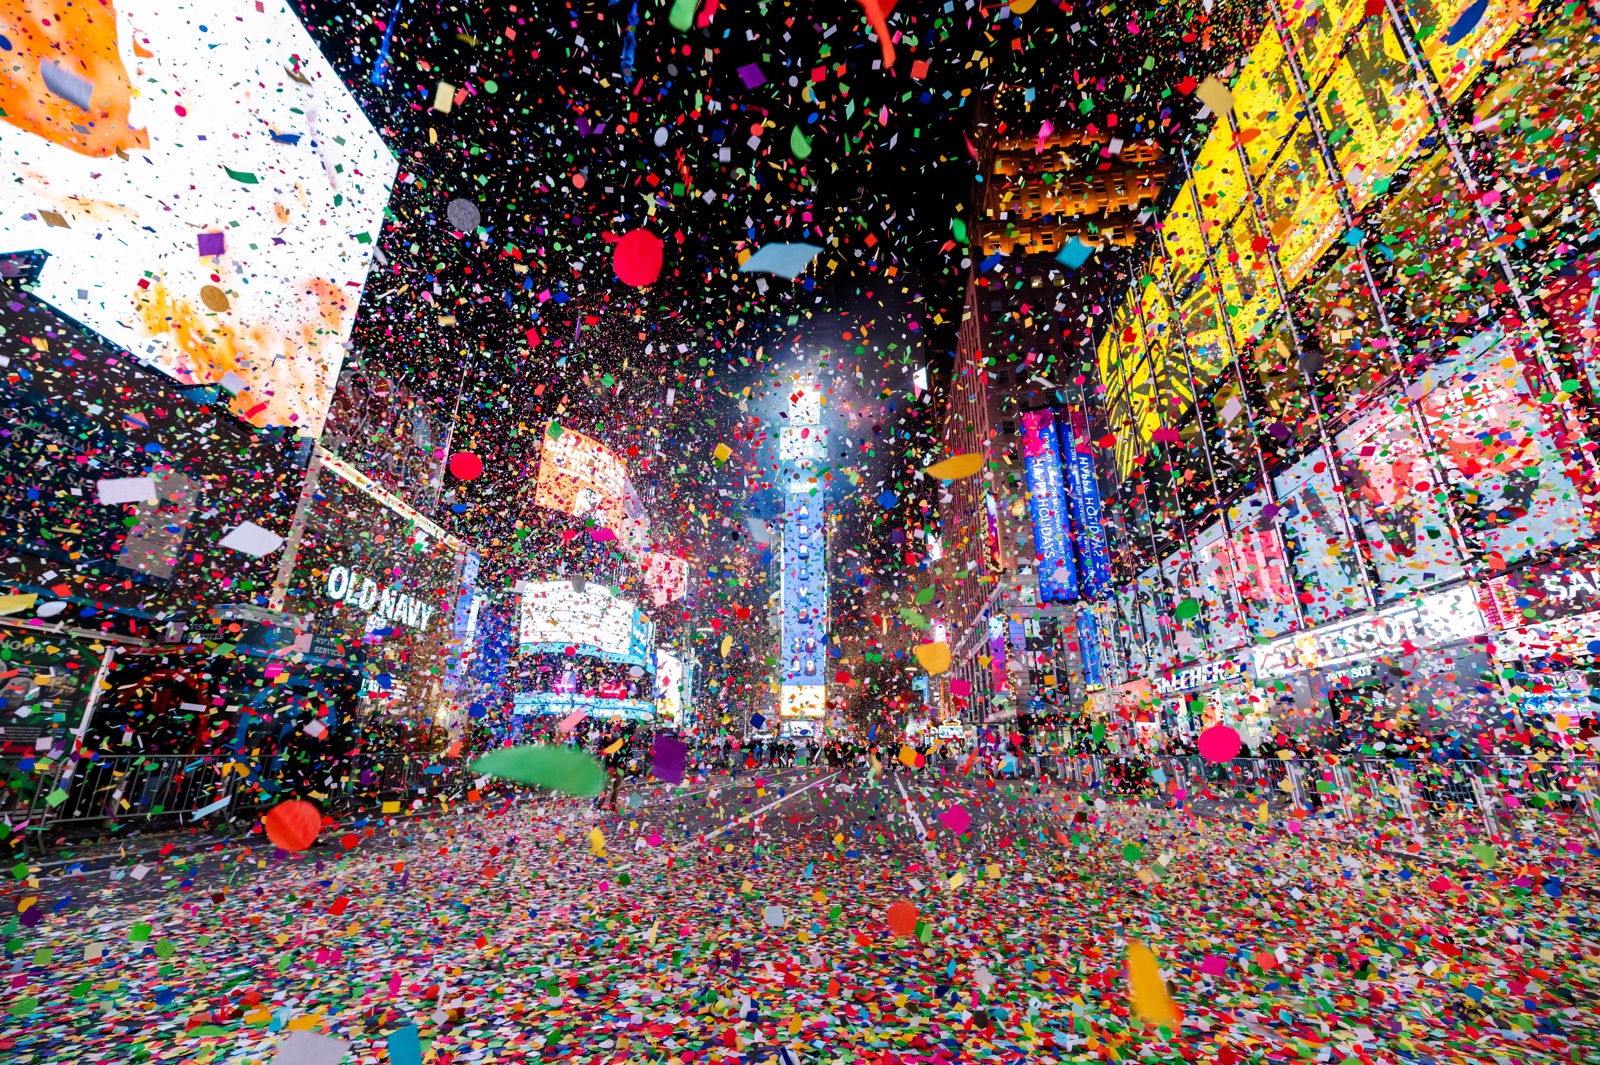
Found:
699,771 -> 840,843
894,775 -> 939,858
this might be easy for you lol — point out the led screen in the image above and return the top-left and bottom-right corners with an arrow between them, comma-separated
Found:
534,422 -> 651,558
1021,409 -> 1077,601
655,648 -> 684,725
1416,327 -> 1598,565
1336,404 -> 1467,598
1062,408 -> 1114,600
1274,453 -> 1368,623
0,279 -> 301,621
320,361 -> 447,515
518,579 -> 655,670
642,552 -> 689,607
511,692 -> 655,722
780,684 -> 826,719
780,485 -> 826,689
0,0 -> 397,436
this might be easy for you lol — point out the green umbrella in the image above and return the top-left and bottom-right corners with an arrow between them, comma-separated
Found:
471,745 -> 606,796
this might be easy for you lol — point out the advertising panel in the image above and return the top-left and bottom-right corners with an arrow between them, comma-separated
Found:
1230,23 -> 1301,176
1274,452 -> 1368,623
1225,492 -> 1301,641
278,448 -> 469,720
535,421 -> 631,523
1076,607 -> 1106,691
1258,127 -> 1342,289
1416,327 -> 1597,565
1021,409 -> 1078,601
780,684 -> 826,719
1318,24 -> 1433,210
655,647 -> 684,726
320,361 -> 447,515
0,0 -> 397,436
1279,0 -> 1365,87
512,691 -> 655,722
1404,0 -> 1535,102
1253,584 -> 1485,678
1479,561 -> 1600,629
1194,521 -> 1250,652
0,629 -> 98,755
1062,407 -> 1113,597
1336,405 -> 1467,598
442,553 -> 481,694
1160,553 -> 1208,662
642,552 -> 690,608
781,486 -> 826,688
517,579 -> 656,671
0,280 -> 301,622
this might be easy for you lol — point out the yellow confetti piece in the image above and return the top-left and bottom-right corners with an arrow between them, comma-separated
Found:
912,641 -> 951,675
1127,941 -> 1180,1028
923,453 -> 984,480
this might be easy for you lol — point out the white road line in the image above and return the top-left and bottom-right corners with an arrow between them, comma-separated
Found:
894,775 -> 939,858
699,771 -> 840,843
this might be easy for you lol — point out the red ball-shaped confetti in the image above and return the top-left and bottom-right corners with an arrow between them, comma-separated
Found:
613,228 -> 664,287
886,899 -> 919,938
263,799 -> 321,852
448,451 -> 483,481
1197,724 -> 1242,764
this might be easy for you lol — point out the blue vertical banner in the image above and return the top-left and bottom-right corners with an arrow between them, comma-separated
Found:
1021,409 -> 1079,601
443,551 -> 481,693
1062,407 -> 1113,598
1076,606 -> 1105,690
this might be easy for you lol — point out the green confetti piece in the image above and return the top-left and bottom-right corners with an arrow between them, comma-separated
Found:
668,0 -> 698,31
790,126 -> 812,160
223,166 -> 259,184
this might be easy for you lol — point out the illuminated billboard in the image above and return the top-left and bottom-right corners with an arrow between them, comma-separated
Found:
534,422 -> 651,558
1022,410 -> 1077,601
1061,407 -> 1113,598
518,579 -> 656,670
512,692 -> 655,722
276,447 -> 470,719
643,552 -> 689,607
780,684 -> 826,719
655,647 -> 684,725
781,485 -> 826,688
0,0 -> 397,437
1417,327 -> 1598,564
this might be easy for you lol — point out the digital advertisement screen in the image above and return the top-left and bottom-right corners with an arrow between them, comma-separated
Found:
518,579 -> 656,670
1336,404 -> 1467,598
655,647 -> 684,726
1062,407 -> 1113,598
1193,522 -> 1248,652
780,684 -> 826,719
1417,327 -> 1597,565
511,692 -> 655,722
533,422 -> 651,558
1224,492 -> 1300,641
781,485 -> 826,690
1021,409 -> 1078,601
642,552 -> 689,607
1274,454 -> 1368,624
277,448 -> 469,719
1076,607 -> 1105,691
0,0 -> 397,437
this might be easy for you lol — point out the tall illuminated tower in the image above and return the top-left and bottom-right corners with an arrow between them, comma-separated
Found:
778,382 -> 827,735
